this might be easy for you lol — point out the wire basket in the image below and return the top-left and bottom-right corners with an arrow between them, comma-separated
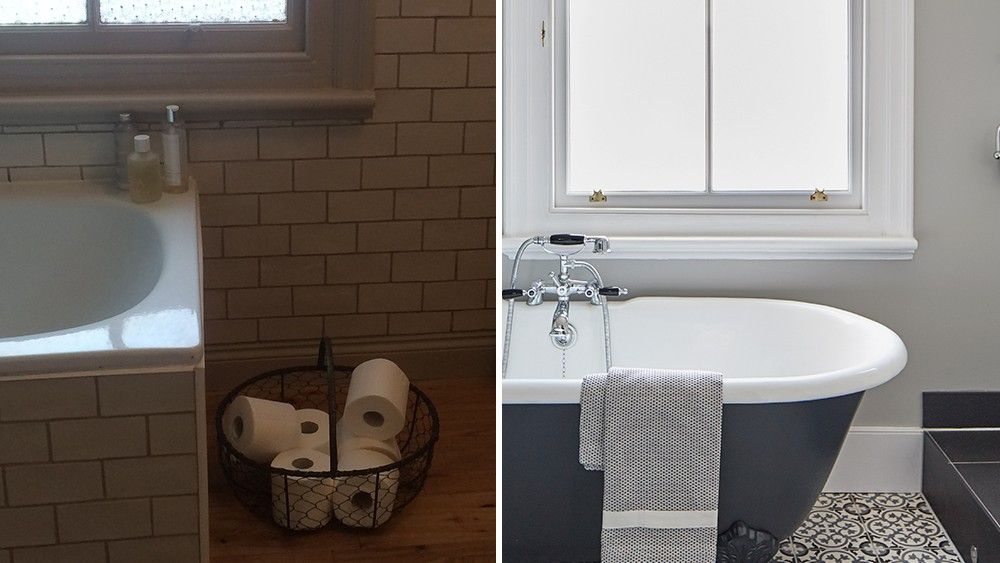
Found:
216,339 -> 440,531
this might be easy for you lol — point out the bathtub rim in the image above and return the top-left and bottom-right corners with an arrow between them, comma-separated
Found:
501,296 -> 908,405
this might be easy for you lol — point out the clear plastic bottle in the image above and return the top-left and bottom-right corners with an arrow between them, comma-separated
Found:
161,104 -> 188,193
114,113 -> 137,191
127,134 -> 163,203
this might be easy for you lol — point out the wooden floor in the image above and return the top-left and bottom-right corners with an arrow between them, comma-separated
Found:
206,376 -> 496,562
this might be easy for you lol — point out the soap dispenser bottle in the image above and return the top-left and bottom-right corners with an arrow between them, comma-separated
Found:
161,104 -> 188,193
114,112 -> 137,192
127,134 -> 163,203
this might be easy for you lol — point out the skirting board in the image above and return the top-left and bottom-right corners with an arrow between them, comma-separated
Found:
823,426 -> 923,493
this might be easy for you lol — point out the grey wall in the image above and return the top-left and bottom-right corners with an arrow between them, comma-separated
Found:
503,0 -> 1000,428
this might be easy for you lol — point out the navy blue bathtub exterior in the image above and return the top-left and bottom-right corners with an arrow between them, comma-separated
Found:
502,392 -> 863,562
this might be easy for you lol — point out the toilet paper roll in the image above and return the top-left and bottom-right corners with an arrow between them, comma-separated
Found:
296,409 -> 332,454
270,448 -> 336,530
332,448 -> 399,528
223,396 -> 300,464
342,359 -> 410,441
336,420 -> 401,461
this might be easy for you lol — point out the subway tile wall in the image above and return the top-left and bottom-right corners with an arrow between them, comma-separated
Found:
0,0 -> 496,351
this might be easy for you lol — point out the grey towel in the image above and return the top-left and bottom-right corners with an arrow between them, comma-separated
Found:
580,368 -> 724,563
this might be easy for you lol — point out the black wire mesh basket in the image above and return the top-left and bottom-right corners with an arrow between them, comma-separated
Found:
216,339 -> 439,531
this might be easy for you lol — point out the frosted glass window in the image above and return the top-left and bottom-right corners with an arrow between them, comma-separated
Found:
0,1 -> 87,25
100,0 -> 287,24
566,0 -> 707,194
711,0 -> 851,192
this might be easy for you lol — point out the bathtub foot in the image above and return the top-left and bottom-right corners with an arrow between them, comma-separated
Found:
716,521 -> 779,563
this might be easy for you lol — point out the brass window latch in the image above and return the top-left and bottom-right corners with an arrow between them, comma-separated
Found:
810,188 -> 828,202
589,189 -> 607,203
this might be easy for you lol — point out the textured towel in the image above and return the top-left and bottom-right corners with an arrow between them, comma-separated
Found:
579,368 -> 724,563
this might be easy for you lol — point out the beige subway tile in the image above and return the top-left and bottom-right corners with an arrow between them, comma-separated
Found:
5,462 -> 103,506
260,192 -> 326,224
44,132 -> 115,165
468,53 -> 495,86
3,125 -> 75,133
203,258 -> 258,289
358,221 -> 423,252
326,254 -> 392,284
324,314 -> 388,337
108,535 -> 199,563
204,289 -> 227,320
370,90 -> 432,123
401,0 -> 470,16
456,248 -> 494,279
435,17 -> 495,52
0,378 -> 96,421
259,316 -> 324,341
259,126 -> 326,159
149,413 -> 197,455
205,319 -> 258,344
398,54 -> 468,87
223,119 -> 291,128
260,256 -> 326,286
392,250 -> 456,281
152,496 -> 199,536
188,128 -> 257,161
0,423 -> 48,464
423,218 -> 488,249
189,161 -> 223,194
329,124 -> 395,158
0,135 -> 44,167
50,417 -> 146,461
57,499 -> 151,542
433,88 -> 496,121
472,0 -> 494,15
0,507 -> 55,548
460,186 -> 495,217
104,455 -> 198,498
292,286 -> 357,315
294,159 -> 361,191
329,190 -> 394,222
362,156 -> 428,189
397,123 -> 464,155
224,225 -> 290,256
9,543 -> 106,563
423,280 -> 486,310
81,165 -> 115,180
375,0 -> 400,17
430,154 -> 494,186
8,167 -> 80,182
202,227 -> 223,258
464,122 -> 494,153
375,18 -> 435,53
358,283 -> 423,313
199,194 -> 258,227
374,55 -> 399,88
388,311 -> 452,334
224,160 -> 292,193
290,223 -> 357,255
227,287 -> 292,318
98,372 -> 195,416
452,308 -> 493,331
395,187 -> 461,219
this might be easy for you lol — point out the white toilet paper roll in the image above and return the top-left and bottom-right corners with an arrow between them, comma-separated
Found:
332,448 -> 399,528
342,359 -> 410,441
271,448 -> 336,530
296,409 -> 332,454
336,420 -> 401,461
223,396 -> 300,464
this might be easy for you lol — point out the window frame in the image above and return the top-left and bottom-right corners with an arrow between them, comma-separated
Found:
502,0 -> 916,260
0,0 -> 374,123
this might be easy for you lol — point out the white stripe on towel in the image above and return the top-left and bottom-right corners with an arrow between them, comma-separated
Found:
602,509 -> 718,530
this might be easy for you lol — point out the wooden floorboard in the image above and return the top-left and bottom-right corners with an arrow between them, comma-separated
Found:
206,376 -> 496,562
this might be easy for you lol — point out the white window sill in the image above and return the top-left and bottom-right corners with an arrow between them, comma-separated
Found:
501,236 -> 918,261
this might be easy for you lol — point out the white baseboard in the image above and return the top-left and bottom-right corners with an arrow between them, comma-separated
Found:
823,426 -> 924,493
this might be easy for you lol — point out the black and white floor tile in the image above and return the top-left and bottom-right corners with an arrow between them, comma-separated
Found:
772,493 -> 963,563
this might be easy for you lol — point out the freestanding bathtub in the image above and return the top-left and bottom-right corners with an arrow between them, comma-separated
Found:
502,297 -> 907,561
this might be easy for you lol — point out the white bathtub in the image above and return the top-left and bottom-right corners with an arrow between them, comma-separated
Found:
502,297 -> 907,403
0,180 -> 203,375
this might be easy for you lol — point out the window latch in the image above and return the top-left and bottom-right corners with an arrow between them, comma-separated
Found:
810,188 -> 828,202
541,21 -> 546,46
589,189 -> 607,203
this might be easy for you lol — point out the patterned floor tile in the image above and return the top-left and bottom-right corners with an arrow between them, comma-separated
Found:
770,493 -> 962,563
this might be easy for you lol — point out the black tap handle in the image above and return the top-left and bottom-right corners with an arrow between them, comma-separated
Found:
598,286 -> 624,297
548,233 -> 586,246
502,288 -> 525,300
